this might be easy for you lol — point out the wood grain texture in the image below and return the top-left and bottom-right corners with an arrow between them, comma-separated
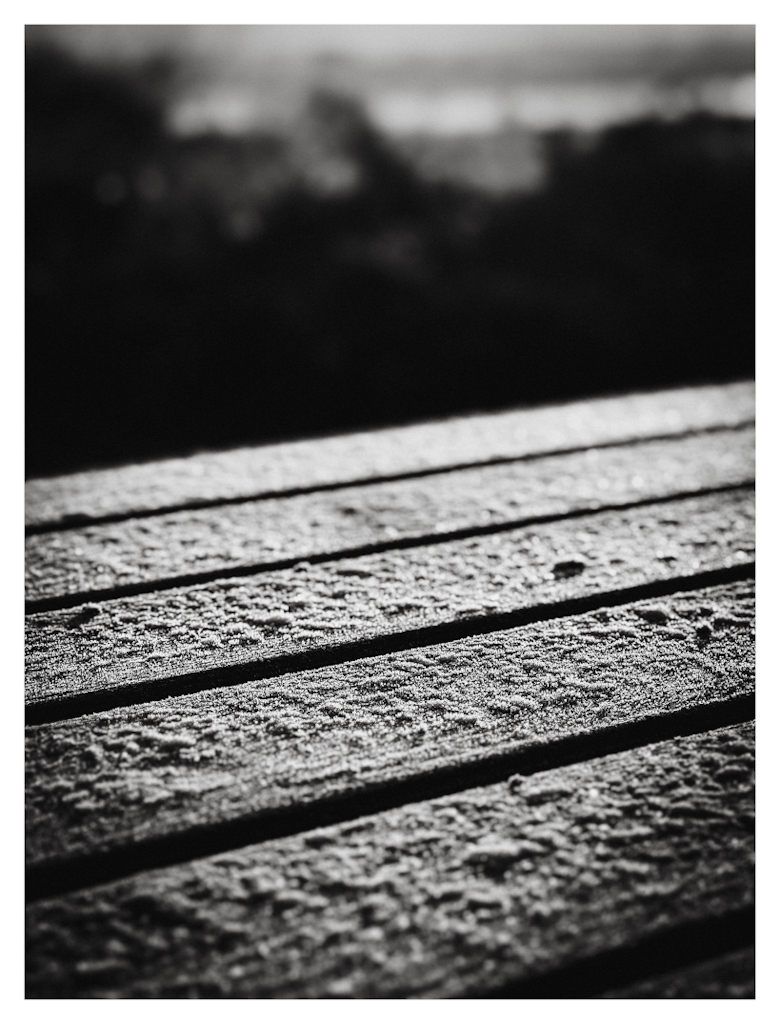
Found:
25,580 -> 754,871
25,381 -> 754,530
25,427 -> 754,605
25,489 -> 755,711
25,723 -> 755,998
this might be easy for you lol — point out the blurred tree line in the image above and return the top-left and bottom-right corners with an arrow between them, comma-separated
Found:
26,43 -> 754,477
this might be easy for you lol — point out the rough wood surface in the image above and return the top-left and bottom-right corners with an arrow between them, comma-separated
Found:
25,580 -> 754,870
25,381 -> 754,530
25,384 -> 756,999
25,427 -> 754,605
603,948 -> 754,998
25,489 -> 754,711
25,723 -> 755,998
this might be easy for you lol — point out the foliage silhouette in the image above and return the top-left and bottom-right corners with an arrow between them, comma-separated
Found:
26,45 -> 754,477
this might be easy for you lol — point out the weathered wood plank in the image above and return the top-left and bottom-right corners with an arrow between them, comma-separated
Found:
25,427 -> 754,605
25,489 -> 755,711
25,381 -> 754,530
602,948 -> 754,998
25,580 -> 754,872
25,723 -> 755,998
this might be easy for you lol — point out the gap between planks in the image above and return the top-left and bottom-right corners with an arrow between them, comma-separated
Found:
26,561 -> 754,726
473,906 -> 754,999
26,578 -> 753,893
600,945 -> 754,999
25,480 -> 754,615
25,723 -> 755,998
25,419 -> 754,538
26,693 -> 754,903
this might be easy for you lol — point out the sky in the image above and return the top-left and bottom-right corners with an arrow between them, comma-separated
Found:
29,25 -> 755,135
30,24 -> 754,68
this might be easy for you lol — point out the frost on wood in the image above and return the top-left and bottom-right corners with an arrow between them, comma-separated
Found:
25,427 -> 754,602
24,383 -> 755,1000
25,581 -> 754,867
25,381 -> 754,529
25,490 -> 754,706
25,723 -> 755,998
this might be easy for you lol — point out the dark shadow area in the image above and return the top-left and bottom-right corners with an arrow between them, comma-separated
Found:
26,42 -> 754,478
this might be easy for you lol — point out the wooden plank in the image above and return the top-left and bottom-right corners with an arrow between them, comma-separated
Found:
602,948 -> 754,998
25,489 -> 755,713
25,381 -> 754,530
25,723 -> 755,998
25,580 -> 754,873
25,427 -> 754,605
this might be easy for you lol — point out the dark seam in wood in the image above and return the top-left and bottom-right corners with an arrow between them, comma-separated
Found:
25,481 -> 755,614
25,420 -> 755,537
26,559 -> 754,724
25,696 -> 755,903
471,907 -> 755,999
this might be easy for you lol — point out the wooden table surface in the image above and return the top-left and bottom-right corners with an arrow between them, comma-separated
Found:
25,381 -> 755,999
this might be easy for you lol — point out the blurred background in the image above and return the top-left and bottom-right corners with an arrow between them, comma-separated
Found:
25,25 -> 755,479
